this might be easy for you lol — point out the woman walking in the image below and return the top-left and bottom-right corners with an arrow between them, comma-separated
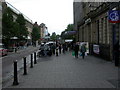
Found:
80,44 -> 86,59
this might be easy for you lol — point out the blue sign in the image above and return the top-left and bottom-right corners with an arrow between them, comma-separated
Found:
108,10 -> 120,23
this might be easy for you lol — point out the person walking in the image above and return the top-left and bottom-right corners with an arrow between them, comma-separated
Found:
80,43 -> 86,59
52,44 -> 56,55
74,42 -> 79,58
62,43 -> 66,54
56,46 -> 59,56
59,44 -> 62,54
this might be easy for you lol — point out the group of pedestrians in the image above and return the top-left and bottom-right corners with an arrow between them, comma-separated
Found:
38,42 -> 72,57
38,42 -> 87,59
73,42 -> 87,59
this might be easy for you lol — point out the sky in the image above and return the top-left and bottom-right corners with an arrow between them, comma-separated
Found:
5,0 -> 74,35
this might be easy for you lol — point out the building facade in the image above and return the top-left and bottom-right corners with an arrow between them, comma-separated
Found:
73,1 -> 120,62
39,23 -> 48,42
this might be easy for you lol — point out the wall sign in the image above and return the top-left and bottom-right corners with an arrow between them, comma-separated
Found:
108,10 -> 120,23
93,44 -> 99,54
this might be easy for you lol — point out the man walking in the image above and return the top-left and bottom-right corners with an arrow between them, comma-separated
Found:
74,42 -> 79,58
80,43 -> 86,59
59,44 -> 62,54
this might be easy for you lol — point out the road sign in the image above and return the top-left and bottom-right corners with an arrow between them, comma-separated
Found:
108,10 -> 120,23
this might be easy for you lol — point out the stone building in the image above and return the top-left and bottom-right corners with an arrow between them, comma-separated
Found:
39,23 -> 48,42
73,2 -> 84,42
73,1 -> 120,61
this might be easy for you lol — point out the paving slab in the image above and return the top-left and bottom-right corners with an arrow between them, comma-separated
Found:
2,52 -> 118,88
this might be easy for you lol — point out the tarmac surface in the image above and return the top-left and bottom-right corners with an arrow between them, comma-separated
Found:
2,51 -> 119,88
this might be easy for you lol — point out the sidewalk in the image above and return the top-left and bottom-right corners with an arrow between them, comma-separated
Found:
2,45 -> 40,87
3,52 -> 118,88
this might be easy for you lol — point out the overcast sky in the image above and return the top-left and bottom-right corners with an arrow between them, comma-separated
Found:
5,0 -> 74,35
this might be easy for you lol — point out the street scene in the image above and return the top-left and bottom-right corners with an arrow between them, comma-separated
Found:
0,0 -> 120,89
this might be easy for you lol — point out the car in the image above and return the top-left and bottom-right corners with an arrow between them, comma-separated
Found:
0,43 -> 8,56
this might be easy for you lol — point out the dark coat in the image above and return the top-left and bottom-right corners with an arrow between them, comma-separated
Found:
74,44 -> 79,51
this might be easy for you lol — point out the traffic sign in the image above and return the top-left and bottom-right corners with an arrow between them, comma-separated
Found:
108,10 -> 120,23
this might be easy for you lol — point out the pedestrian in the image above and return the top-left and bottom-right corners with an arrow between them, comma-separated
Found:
52,44 -> 56,55
62,43 -> 66,54
56,46 -> 59,56
80,43 -> 86,59
59,44 -> 62,54
74,42 -> 79,58
44,44 -> 48,56
66,43 -> 68,51
39,43 -> 45,57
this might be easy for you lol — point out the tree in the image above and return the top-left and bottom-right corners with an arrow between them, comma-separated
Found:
16,14 -> 28,39
61,24 -> 74,40
2,7 -> 14,47
2,7 -> 14,39
48,33 -> 50,36
61,31 -> 66,39
12,22 -> 20,37
31,26 -> 40,42
56,34 -> 61,40
2,7 -> 29,48
50,32 -> 56,41
66,24 -> 74,31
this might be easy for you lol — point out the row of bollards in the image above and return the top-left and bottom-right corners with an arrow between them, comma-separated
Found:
13,52 -> 37,85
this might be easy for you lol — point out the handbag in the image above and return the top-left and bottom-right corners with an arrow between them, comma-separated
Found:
72,51 -> 75,56
79,52 -> 82,56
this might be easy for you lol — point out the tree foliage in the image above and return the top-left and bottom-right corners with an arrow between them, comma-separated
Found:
2,7 -> 14,47
16,14 -> 28,39
2,7 -> 29,47
50,32 -> 56,41
66,24 -> 74,31
31,26 -> 40,42
2,7 -> 14,39
61,24 -> 74,40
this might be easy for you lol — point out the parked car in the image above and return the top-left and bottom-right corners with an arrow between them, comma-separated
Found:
0,43 -> 8,56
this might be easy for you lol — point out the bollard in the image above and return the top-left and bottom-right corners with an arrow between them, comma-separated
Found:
23,57 -> 27,75
13,60 -> 19,85
34,52 -> 37,64
30,54 -> 33,68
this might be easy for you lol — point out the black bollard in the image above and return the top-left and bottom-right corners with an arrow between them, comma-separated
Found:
13,60 -> 19,85
34,52 -> 37,64
23,57 -> 27,75
30,54 -> 33,68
